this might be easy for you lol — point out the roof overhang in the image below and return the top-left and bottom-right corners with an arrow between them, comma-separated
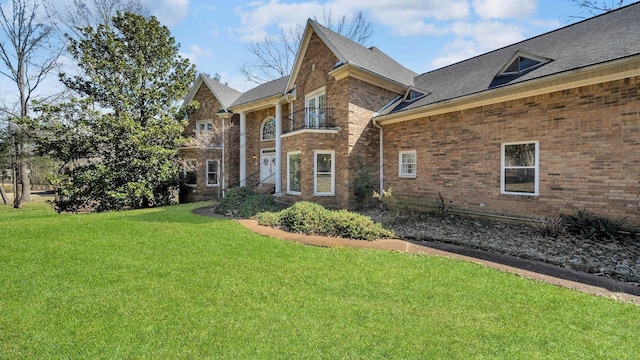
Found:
329,63 -> 409,94
376,55 -> 640,126
229,94 -> 281,114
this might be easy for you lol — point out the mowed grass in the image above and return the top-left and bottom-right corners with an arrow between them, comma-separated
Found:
1,203 -> 639,359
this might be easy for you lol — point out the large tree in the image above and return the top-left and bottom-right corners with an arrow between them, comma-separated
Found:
241,10 -> 373,84
26,12 -> 196,212
567,0 -> 629,16
0,0 -> 59,208
45,0 -> 148,40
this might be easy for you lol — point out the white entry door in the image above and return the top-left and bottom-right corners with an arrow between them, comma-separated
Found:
260,149 -> 276,184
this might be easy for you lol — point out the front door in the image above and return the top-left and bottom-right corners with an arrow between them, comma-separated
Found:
260,149 -> 276,184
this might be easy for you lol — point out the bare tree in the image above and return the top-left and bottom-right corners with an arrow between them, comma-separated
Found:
241,10 -> 373,84
568,0 -> 628,17
45,0 -> 149,39
0,0 -> 60,208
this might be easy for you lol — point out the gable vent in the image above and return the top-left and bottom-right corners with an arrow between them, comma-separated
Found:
498,51 -> 551,77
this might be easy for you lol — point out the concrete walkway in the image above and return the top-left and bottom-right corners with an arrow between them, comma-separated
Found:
193,206 -> 640,304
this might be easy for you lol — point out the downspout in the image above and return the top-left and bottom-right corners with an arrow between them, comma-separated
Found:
373,95 -> 402,195
221,117 -> 225,197
372,118 -> 384,195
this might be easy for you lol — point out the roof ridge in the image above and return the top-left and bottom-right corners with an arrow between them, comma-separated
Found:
417,1 -> 640,76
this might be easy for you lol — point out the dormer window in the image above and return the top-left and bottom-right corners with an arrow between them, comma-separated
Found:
498,51 -> 551,76
402,87 -> 430,102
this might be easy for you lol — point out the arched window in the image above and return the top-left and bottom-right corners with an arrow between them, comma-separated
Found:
261,117 -> 276,141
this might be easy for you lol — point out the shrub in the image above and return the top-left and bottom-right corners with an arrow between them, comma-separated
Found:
352,156 -> 376,209
261,201 -> 395,240
531,215 -> 566,237
255,211 -> 281,227
561,209 -> 631,242
373,188 -> 400,212
330,209 -> 395,240
278,201 -> 332,235
215,186 -> 281,218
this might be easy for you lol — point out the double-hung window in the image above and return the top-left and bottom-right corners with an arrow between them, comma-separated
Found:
314,150 -> 334,196
399,150 -> 417,178
184,160 -> 197,187
206,159 -> 219,187
287,151 -> 301,195
305,87 -> 326,128
501,141 -> 539,195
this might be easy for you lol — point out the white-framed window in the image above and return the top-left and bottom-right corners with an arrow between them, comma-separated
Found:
206,159 -> 219,187
399,150 -> 417,178
261,117 -> 276,141
183,159 -> 197,187
196,120 -> 213,138
501,141 -> 539,196
305,87 -> 326,128
314,150 -> 334,196
287,151 -> 301,195
196,120 -> 219,148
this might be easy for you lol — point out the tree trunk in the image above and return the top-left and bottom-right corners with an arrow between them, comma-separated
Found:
0,184 -> 7,205
21,160 -> 30,202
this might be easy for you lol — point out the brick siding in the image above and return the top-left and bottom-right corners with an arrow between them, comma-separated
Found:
382,76 -> 640,224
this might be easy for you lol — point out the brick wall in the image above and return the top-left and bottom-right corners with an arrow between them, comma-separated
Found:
281,32 -> 404,208
179,83 -> 240,202
382,76 -> 640,224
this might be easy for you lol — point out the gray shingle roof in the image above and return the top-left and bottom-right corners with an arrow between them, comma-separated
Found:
310,20 -> 417,87
201,74 -> 242,110
386,2 -> 640,115
230,75 -> 290,108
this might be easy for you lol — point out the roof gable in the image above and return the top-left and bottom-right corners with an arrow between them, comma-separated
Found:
286,19 -> 416,92
182,73 -> 242,111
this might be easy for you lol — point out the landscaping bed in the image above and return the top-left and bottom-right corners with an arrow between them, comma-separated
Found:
364,209 -> 640,285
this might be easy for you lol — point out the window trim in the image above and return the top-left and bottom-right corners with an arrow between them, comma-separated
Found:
500,140 -> 539,196
260,116 -> 276,141
195,120 -> 213,138
398,150 -> 417,178
287,151 -> 302,195
206,159 -> 219,187
313,150 -> 335,196
183,159 -> 197,187
305,86 -> 326,128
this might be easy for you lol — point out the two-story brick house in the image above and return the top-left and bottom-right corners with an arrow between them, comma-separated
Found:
181,3 -> 640,224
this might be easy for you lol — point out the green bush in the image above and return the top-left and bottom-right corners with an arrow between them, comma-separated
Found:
255,211 -> 281,227
330,209 -> 395,240
259,201 -> 395,240
561,209 -> 631,242
278,201 -> 331,235
215,187 -> 281,218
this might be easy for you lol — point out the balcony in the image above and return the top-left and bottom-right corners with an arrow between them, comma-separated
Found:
285,107 -> 336,133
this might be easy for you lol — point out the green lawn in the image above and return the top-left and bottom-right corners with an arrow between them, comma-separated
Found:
1,203 -> 639,359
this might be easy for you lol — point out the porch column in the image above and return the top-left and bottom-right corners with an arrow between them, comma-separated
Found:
239,112 -> 247,187
275,102 -> 282,195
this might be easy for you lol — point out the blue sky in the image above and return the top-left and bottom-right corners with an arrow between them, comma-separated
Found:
144,0 -> 637,92
0,0 -> 635,108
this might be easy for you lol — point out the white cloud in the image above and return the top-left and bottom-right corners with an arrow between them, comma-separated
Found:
471,0 -> 537,19
233,0 -> 324,42
428,21 -> 527,69
180,44 -> 212,66
233,0 -> 471,41
142,0 -> 190,26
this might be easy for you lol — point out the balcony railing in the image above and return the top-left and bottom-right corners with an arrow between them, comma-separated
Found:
285,107 -> 336,133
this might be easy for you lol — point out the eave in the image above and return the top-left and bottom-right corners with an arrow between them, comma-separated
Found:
329,63 -> 409,94
376,55 -> 640,126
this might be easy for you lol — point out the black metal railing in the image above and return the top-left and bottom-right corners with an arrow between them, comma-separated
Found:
285,107 -> 336,133
229,169 -> 275,191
